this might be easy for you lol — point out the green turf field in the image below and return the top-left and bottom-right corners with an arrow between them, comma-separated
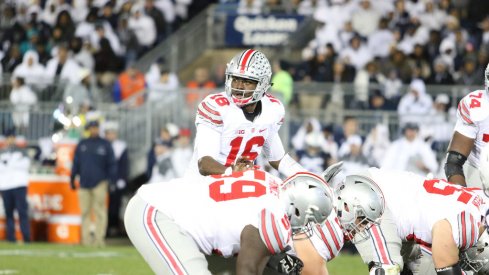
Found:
0,241 -> 365,274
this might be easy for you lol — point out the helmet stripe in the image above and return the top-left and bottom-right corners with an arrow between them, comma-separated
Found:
239,49 -> 256,73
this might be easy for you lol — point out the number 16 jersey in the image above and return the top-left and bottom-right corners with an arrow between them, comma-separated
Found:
186,92 -> 286,176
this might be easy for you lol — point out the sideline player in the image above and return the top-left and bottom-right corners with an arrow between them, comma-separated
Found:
444,63 -> 489,188
124,170 -> 333,274
185,49 -> 304,177
346,167 -> 489,275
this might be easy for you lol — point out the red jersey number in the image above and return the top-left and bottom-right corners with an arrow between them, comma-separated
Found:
423,179 -> 476,204
210,94 -> 230,107
225,136 -> 265,166
209,170 -> 268,202
469,92 -> 483,109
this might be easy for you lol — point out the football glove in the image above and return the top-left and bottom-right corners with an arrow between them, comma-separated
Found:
267,251 -> 303,275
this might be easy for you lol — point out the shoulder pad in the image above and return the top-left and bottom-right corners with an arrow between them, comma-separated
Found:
258,208 -> 292,254
458,90 -> 489,123
196,93 -> 227,127
263,93 -> 285,111
263,94 -> 285,125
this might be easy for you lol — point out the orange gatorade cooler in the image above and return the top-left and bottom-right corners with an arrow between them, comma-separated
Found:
28,175 -> 81,244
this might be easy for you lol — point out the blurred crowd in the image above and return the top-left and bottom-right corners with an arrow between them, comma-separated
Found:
280,114 -> 451,183
0,0 -> 216,104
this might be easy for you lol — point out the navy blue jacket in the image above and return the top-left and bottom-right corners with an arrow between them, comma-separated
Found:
71,136 -> 117,189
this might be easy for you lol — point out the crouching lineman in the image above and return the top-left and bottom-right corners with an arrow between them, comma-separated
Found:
345,167 -> 489,275
290,170 -> 386,274
124,170 -> 333,275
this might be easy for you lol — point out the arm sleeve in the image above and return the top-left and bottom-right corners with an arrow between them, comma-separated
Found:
447,211 -> 480,250
263,103 -> 286,162
257,208 -> 292,255
309,214 -> 345,261
195,96 -> 224,128
453,99 -> 477,139
194,123 -> 222,160
263,132 -> 286,162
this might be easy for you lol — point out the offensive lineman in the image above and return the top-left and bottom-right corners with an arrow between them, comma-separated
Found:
294,172 -> 386,275
124,170 -> 333,274
185,49 -> 304,177
444,63 -> 489,188
347,167 -> 489,275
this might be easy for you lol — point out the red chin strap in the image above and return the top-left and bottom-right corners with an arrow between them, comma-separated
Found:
232,96 -> 253,107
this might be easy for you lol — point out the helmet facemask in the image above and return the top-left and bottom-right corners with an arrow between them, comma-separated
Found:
337,201 -> 379,243
460,231 -> 489,273
334,174 -> 385,244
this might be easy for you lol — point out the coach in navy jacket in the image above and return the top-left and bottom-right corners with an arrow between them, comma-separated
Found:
70,120 -> 117,246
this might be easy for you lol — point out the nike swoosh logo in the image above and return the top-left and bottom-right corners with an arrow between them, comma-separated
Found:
259,129 -> 266,133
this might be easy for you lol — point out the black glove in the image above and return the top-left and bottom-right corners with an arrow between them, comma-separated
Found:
266,251 -> 304,275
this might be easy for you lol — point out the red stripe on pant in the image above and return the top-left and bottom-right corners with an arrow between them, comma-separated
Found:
146,206 -> 186,275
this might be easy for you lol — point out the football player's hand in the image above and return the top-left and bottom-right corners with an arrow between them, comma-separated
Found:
233,156 -> 254,172
266,247 -> 303,275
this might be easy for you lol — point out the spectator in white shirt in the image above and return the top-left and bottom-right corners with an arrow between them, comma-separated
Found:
368,17 -> 395,59
128,5 -> 156,53
70,37 -> 95,71
237,0 -> 262,15
362,123 -> 390,167
381,122 -> 438,176
297,0 -> 327,16
417,1 -> 447,31
45,44 -> 81,84
397,78 -> 433,127
145,63 -> 180,102
10,77 -> 37,135
351,0 -> 381,37
171,128 -> 193,177
0,128 -> 31,243
12,50 -> 46,88
291,117 -> 323,152
339,35 -> 373,71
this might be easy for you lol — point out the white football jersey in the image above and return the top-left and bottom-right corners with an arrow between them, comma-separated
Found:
308,212 -> 345,261
186,92 -> 285,176
367,167 -> 488,248
137,170 -> 292,257
454,90 -> 489,167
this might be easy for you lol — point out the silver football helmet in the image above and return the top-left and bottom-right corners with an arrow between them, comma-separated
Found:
460,231 -> 489,273
335,174 -> 385,243
280,172 -> 334,235
225,49 -> 272,107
